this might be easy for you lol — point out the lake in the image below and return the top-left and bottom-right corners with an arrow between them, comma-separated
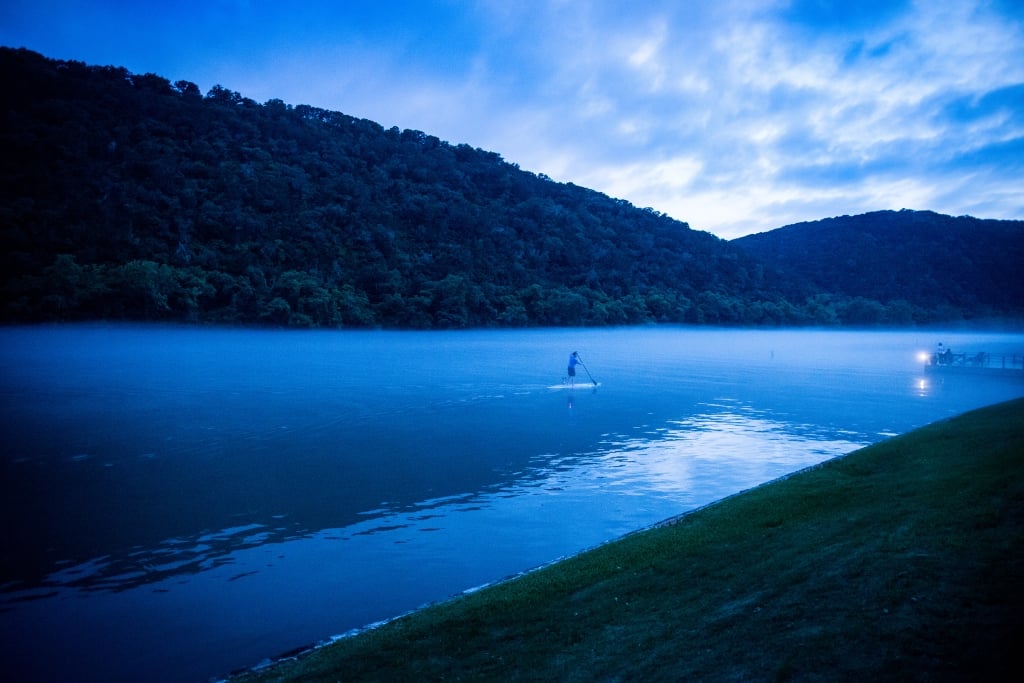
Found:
1,324 -> 1022,682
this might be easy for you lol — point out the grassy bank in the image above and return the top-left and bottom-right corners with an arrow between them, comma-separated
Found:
235,398 -> 1024,682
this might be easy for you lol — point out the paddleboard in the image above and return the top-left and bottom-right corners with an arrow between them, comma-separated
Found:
548,383 -> 600,389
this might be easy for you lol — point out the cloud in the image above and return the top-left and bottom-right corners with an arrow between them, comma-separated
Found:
468,0 -> 1024,237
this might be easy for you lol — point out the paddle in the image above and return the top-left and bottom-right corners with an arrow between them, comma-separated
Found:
577,357 -> 598,385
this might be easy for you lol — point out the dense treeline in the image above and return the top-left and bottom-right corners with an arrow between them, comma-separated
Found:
733,210 -> 1024,324
1,48 -> 1019,328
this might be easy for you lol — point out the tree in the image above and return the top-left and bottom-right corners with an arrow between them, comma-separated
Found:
174,80 -> 202,100
40,254 -> 106,319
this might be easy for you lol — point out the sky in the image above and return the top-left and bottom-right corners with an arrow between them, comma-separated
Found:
2,1 -> 1023,239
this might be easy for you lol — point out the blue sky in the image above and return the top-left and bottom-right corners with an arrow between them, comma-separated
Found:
2,1 -> 1022,238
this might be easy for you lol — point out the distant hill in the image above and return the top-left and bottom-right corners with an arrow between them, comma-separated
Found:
733,210 -> 1024,323
1,47 -> 1019,328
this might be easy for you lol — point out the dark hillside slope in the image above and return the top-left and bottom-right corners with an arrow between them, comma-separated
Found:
0,48 -> 802,328
733,210 -> 1024,321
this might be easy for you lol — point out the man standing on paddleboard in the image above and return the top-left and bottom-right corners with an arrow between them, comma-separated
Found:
568,351 -> 580,387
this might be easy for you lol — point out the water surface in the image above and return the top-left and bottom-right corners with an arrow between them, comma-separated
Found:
1,325 -> 1021,682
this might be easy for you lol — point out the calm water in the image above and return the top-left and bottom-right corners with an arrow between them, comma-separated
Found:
1,324 -> 1022,682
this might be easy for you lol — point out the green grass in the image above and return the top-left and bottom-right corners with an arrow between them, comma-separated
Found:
234,398 -> 1024,682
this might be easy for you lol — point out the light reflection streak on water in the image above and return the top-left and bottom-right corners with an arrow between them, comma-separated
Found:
516,399 -> 866,501
2,523 -> 298,601
317,399 -> 868,547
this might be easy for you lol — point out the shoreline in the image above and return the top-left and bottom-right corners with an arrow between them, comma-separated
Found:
231,398 -> 1024,681
229,439 -> 883,679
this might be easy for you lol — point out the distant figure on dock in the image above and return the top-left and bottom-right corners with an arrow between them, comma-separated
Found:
935,342 -> 953,365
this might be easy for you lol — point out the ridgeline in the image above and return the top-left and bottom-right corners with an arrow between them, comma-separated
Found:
733,210 -> 1024,325
2,47 -> 1022,328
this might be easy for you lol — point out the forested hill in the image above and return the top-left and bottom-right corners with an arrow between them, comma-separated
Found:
1,48 -> 1017,328
733,210 -> 1024,323
2,47 -> 809,328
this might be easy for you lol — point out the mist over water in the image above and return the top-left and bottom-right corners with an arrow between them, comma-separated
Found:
2,324 -> 1021,682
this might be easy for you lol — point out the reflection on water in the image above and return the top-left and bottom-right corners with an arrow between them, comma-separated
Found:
1,324 -> 1022,683
0,399 -> 865,602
